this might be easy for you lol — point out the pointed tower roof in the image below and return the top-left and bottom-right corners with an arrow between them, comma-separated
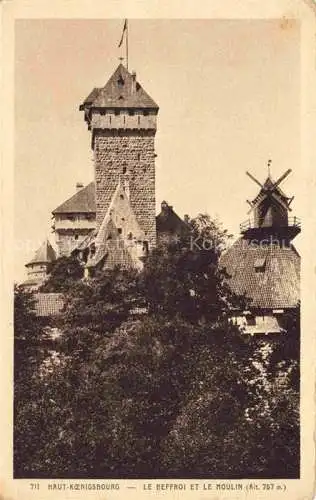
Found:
80,64 -> 158,111
52,182 -> 96,215
26,240 -> 56,267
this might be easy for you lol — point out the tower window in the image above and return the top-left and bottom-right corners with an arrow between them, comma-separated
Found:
120,194 -> 124,199
138,116 -> 140,125
123,115 -> 126,125
109,115 -> 112,125
137,153 -> 141,161
122,166 -> 127,174
118,228 -> 122,235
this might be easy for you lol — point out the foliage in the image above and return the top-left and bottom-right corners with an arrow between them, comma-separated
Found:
14,285 -> 52,476
40,255 -> 84,293
142,214 -> 238,321
13,215 -> 300,479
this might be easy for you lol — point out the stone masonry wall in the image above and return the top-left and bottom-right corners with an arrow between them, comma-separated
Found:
56,230 -> 92,257
94,129 -> 156,248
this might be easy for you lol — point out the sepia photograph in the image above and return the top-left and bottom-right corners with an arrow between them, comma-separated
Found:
9,10 -> 312,489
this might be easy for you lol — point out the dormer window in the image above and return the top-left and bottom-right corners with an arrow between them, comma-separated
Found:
254,257 -> 266,272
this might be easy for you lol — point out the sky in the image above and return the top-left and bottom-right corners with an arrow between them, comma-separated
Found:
14,19 -> 301,282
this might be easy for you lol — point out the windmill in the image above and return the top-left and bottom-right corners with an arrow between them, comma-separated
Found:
219,162 -> 301,335
242,164 -> 299,237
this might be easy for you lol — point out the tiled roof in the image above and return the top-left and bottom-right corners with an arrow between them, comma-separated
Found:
34,293 -> 64,317
26,240 -> 56,266
219,237 -> 300,309
156,201 -> 189,235
80,64 -> 158,110
83,87 -> 101,105
52,182 -> 96,215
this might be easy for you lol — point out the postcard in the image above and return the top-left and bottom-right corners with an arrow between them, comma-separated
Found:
1,1 -> 316,499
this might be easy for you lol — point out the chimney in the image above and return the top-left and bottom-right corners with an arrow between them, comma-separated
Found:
131,71 -> 136,94
161,201 -> 172,214
76,182 -> 84,193
184,214 -> 190,224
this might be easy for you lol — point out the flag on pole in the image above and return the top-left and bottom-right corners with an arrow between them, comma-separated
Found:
118,19 -> 127,48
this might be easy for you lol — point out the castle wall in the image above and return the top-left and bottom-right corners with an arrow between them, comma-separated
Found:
56,230 -> 93,257
94,129 -> 156,248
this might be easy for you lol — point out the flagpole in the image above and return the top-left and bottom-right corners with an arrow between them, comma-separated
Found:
126,19 -> 129,70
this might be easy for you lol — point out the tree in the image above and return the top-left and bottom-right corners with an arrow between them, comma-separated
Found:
40,255 -> 84,293
142,214 -> 237,322
14,285 -> 52,477
13,215 -> 300,479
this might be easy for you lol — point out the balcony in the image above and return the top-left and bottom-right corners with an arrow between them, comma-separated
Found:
240,216 -> 301,240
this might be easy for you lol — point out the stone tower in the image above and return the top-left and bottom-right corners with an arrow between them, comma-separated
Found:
79,64 -> 159,250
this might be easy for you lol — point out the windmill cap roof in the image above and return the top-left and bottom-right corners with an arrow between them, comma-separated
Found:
52,182 -> 96,214
80,64 -> 158,110
26,240 -> 56,266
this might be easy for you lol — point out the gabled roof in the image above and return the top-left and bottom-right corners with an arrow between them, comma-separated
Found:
156,201 -> 189,235
80,64 -> 158,110
52,182 -> 96,215
220,237 -> 300,309
26,240 -> 56,267
87,181 -> 145,269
